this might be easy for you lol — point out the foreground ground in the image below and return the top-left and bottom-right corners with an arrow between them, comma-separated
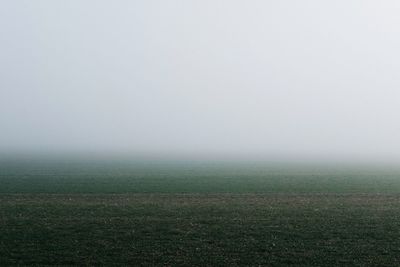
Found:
1,158 -> 400,266
2,194 -> 400,266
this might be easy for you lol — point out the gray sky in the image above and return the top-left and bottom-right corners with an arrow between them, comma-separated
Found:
1,0 -> 400,160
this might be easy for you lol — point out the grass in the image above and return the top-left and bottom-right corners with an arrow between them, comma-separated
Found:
1,158 -> 400,266
2,158 -> 400,194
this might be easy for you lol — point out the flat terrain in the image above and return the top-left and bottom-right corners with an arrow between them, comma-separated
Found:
1,158 -> 400,266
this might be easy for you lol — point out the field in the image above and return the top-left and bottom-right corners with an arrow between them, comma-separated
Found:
2,158 -> 400,266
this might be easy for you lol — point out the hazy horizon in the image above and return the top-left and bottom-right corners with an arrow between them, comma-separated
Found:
2,1 -> 400,162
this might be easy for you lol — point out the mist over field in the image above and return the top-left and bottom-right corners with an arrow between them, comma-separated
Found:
2,0 -> 400,162
3,2 -> 400,265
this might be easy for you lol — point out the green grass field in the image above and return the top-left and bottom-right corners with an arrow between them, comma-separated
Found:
2,158 -> 400,266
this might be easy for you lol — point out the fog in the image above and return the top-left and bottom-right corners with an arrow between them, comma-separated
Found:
1,1 -> 400,161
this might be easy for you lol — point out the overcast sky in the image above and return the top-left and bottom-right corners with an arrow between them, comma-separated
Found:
1,1 -> 400,160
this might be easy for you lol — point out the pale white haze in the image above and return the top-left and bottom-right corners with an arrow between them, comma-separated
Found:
1,0 -> 400,161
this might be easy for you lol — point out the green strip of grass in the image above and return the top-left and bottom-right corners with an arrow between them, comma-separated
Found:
1,160 -> 400,193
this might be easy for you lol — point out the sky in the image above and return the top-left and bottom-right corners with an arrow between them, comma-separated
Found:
1,0 -> 400,161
